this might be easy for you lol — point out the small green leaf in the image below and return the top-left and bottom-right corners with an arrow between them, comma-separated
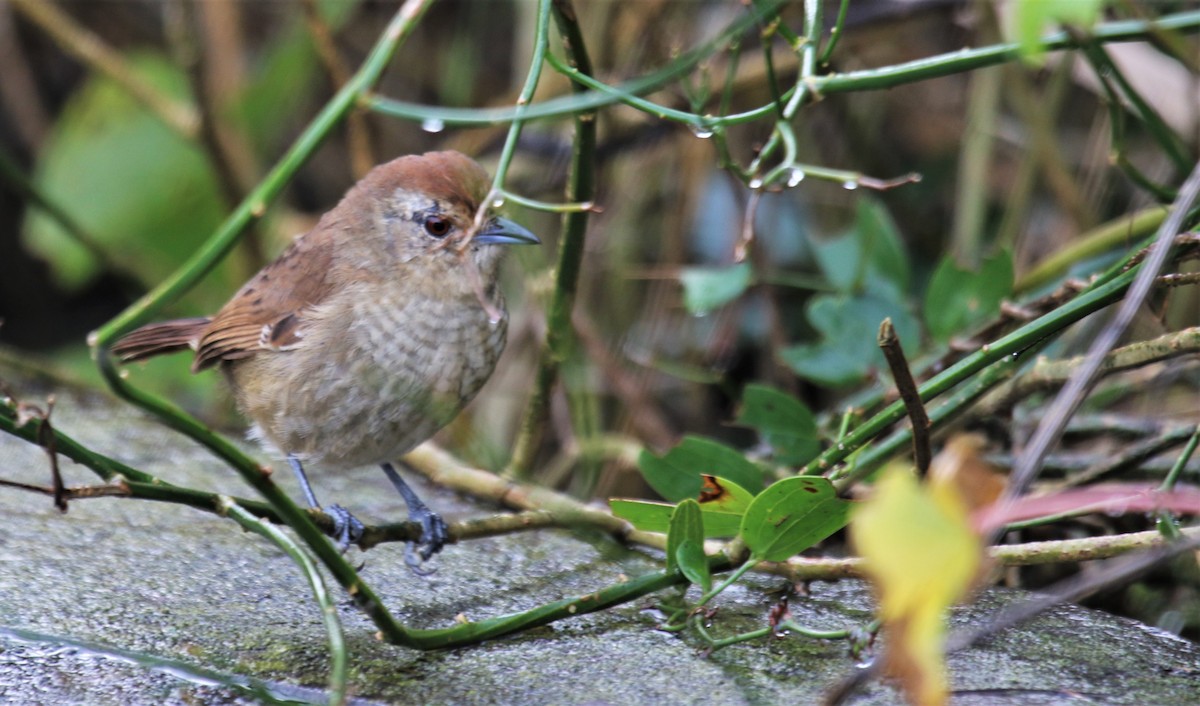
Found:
734,384 -> 820,465
638,435 -> 765,501
666,499 -> 704,574
813,197 -> 910,299
781,293 -> 920,387
741,476 -> 852,562
924,251 -> 1013,342
609,498 -> 745,538
679,262 -> 752,314
610,499 -> 674,534
676,539 -> 711,592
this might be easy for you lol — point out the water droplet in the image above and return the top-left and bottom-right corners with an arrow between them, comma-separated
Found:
749,177 -> 764,189
786,168 -> 806,187
689,123 -> 714,139
841,180 -> 859,191
491,197 -> 506,209
420,118 -> 445,133
692,309 -> 710,319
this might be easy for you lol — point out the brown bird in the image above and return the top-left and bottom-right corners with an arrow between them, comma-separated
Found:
112,151 -> 539,570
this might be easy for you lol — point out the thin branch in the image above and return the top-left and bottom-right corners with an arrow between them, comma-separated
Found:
998,161 -> 1200,542
506,0 -> 598,479
219,498 -> 347,706
976,326 -> 1200,416
878,319 -> 931,473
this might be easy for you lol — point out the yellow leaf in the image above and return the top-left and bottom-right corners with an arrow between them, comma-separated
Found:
850,468 -> 983,706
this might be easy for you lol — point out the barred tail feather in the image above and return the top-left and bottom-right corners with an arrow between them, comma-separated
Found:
111,318 -> 211,363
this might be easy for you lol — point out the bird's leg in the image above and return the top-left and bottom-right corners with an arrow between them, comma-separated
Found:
287,454 -> 363,551
380,462 -> 449,573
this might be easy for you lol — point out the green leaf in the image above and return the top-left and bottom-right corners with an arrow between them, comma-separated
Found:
666,499 -> 704,574
924,251 -> 1013,342
733,384 -> 820,466
679,262 -> 752,314
1012,0 -> 1105,64
638,435 -> 766,501
813,197 -> 910,299
675,539 -> 711,592
610,499 -> 674,534
610,476 -> 756,539
21,53 -> 226,297
609,498 -> 746,538
781,293 -> 920,387
741,476 -> 852,562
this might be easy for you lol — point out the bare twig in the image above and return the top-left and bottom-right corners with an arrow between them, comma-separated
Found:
3,391 -> 67,512
976,326 -> 1200,416
878,318 -> 931,473
1000,162 -> 1200,531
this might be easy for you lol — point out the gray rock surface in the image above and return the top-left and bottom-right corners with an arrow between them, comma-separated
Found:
1,365 -> 1198,705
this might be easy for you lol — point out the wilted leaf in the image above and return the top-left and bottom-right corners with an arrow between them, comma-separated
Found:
698,475 -> 755,513
733,384 -> 820,465
928,434 -> 1007,516
924,252 -> 1013,342
740,476 -> 851,562
638,435 -> 765,501
851,468 -> 984,706
974,483 -> 1200,533
679,262 -> 752,314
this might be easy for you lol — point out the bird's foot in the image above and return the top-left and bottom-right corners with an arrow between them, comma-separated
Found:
403,508 -> 449,576
325,504 -> 365,553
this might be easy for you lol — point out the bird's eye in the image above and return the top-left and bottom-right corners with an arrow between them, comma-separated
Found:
423,216 -> 452,238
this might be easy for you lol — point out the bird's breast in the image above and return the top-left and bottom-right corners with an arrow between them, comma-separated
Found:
230,284 -> 508,469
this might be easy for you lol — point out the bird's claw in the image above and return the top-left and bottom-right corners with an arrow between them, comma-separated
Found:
403,509 -> 449,575
326,504 -> 365,553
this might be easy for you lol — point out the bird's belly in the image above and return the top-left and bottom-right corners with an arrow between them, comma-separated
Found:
231,293 -> 507,469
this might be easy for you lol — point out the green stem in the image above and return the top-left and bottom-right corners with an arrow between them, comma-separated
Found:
806,264 -> 1141,477
371,11 -> 1200,133
833,347 -> 1030,490
506,0 -> 597,479
819,0 -> 852,64
1160,425 -> 1200,493
221,499 -> 347,706
1074,34 -> 1192,174
489,0 -> 552,195
366,0 -> 790,127
695,559 -> 757,608
1014,207 -> 1167,293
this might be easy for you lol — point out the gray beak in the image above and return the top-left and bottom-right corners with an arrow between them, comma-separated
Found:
473,217 -> 540,246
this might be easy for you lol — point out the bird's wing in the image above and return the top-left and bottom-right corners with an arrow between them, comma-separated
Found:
193,231 -> 335,371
